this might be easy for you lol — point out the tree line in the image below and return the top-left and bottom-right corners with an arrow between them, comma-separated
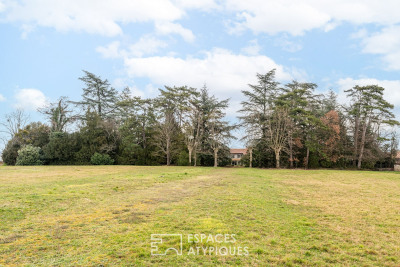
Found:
1,69 -> 398,169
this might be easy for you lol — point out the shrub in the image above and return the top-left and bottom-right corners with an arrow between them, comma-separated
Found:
240,154 -> 250,167
2,140 -> 21,166
218,154 -> 232,167
308,153 -> 320,169
2,122 -> 50,166
177,151 -> 189,166
43,132 -> 80,165
361,161 -> 376,170
90,152 -> 114,165
16,145 -> 43,166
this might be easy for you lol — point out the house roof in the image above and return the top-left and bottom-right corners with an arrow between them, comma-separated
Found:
230,148 -> 248,155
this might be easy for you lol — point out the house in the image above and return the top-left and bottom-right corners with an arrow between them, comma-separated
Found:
395,151 -> 400,171
230,148 -> 248,166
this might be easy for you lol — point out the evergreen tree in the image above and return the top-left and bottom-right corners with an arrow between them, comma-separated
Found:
239,69 -> 280,168
276,81 -> 321,169
74,70 -> 118,118
197,86 -> 233,166
345,85 -> 399,169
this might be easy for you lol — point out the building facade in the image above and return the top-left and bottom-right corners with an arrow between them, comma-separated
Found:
230,148 -> 248,166
395,151 -> 400,171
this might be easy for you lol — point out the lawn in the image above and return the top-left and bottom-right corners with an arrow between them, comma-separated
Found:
0,166 -> 400,266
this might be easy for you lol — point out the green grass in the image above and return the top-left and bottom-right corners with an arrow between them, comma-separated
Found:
1,166 -> 400,266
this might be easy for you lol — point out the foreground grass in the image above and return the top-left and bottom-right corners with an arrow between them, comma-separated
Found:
0,166 -> 400,266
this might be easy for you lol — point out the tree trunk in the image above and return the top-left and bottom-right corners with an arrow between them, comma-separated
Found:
305,147 -> 310,169
289,133 -> 293,168
193,150 -> 197,167
142,122 -> 147,165
275,149 -> 280,168
357,119 -> 370,170
188,148 -> 192,166
249,148 -> 253,168
353,116 -> 360,167
166,138 -> 170,166
214,149 -> 218,167
97,90 -> 102,117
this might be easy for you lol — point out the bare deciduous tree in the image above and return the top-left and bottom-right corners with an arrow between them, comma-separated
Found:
0,109 -> 29,146
267,107 -> 290,168
240,126 -> 261,168
38,96 -> 75,132
183,106 -> 202,166
154,110 -> 177,166
208,118 -> 236,167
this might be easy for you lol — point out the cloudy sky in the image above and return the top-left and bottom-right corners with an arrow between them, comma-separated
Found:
1,0 -> 400,146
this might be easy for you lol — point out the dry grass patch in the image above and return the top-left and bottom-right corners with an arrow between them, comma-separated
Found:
275,170 -> 400,264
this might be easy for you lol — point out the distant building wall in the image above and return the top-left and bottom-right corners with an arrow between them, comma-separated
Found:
230,148 -> 248,166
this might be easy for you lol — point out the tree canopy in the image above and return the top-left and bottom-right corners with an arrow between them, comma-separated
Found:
1,69 -> 398,169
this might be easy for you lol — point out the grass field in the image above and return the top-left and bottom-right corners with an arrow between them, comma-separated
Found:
0,166 -> 400,266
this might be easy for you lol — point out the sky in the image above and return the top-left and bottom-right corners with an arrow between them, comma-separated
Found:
1,0 -> 400,148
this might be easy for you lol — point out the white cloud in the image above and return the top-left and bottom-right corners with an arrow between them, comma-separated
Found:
360,26 -> 400,70
223,0 -> 400,68
155,21 -> 195,42
123,48 -> 292,101
128,36 -> 168,57
0,1 -> 5,13
96,41 -> 121,59
0,93 -> 5,102
14,89 -> 47,110
226,1 -> 330,36
111,78 -> 146,98
97,36 -> 168,59
241,39 -> 261,55
362,26 -> 400,54
351,28 -> 368,39
174,0 -> 219,11
225,0 -> 400,36
274,36 -> 303,53
3,0 -> 400,40
20,24 -> 35,39
337,78 -> 400,107
112,78 -> 127,89
130,87 -> 146,98
1,0 -> 184,37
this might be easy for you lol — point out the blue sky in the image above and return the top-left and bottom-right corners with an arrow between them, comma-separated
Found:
1,0 -> 400,148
